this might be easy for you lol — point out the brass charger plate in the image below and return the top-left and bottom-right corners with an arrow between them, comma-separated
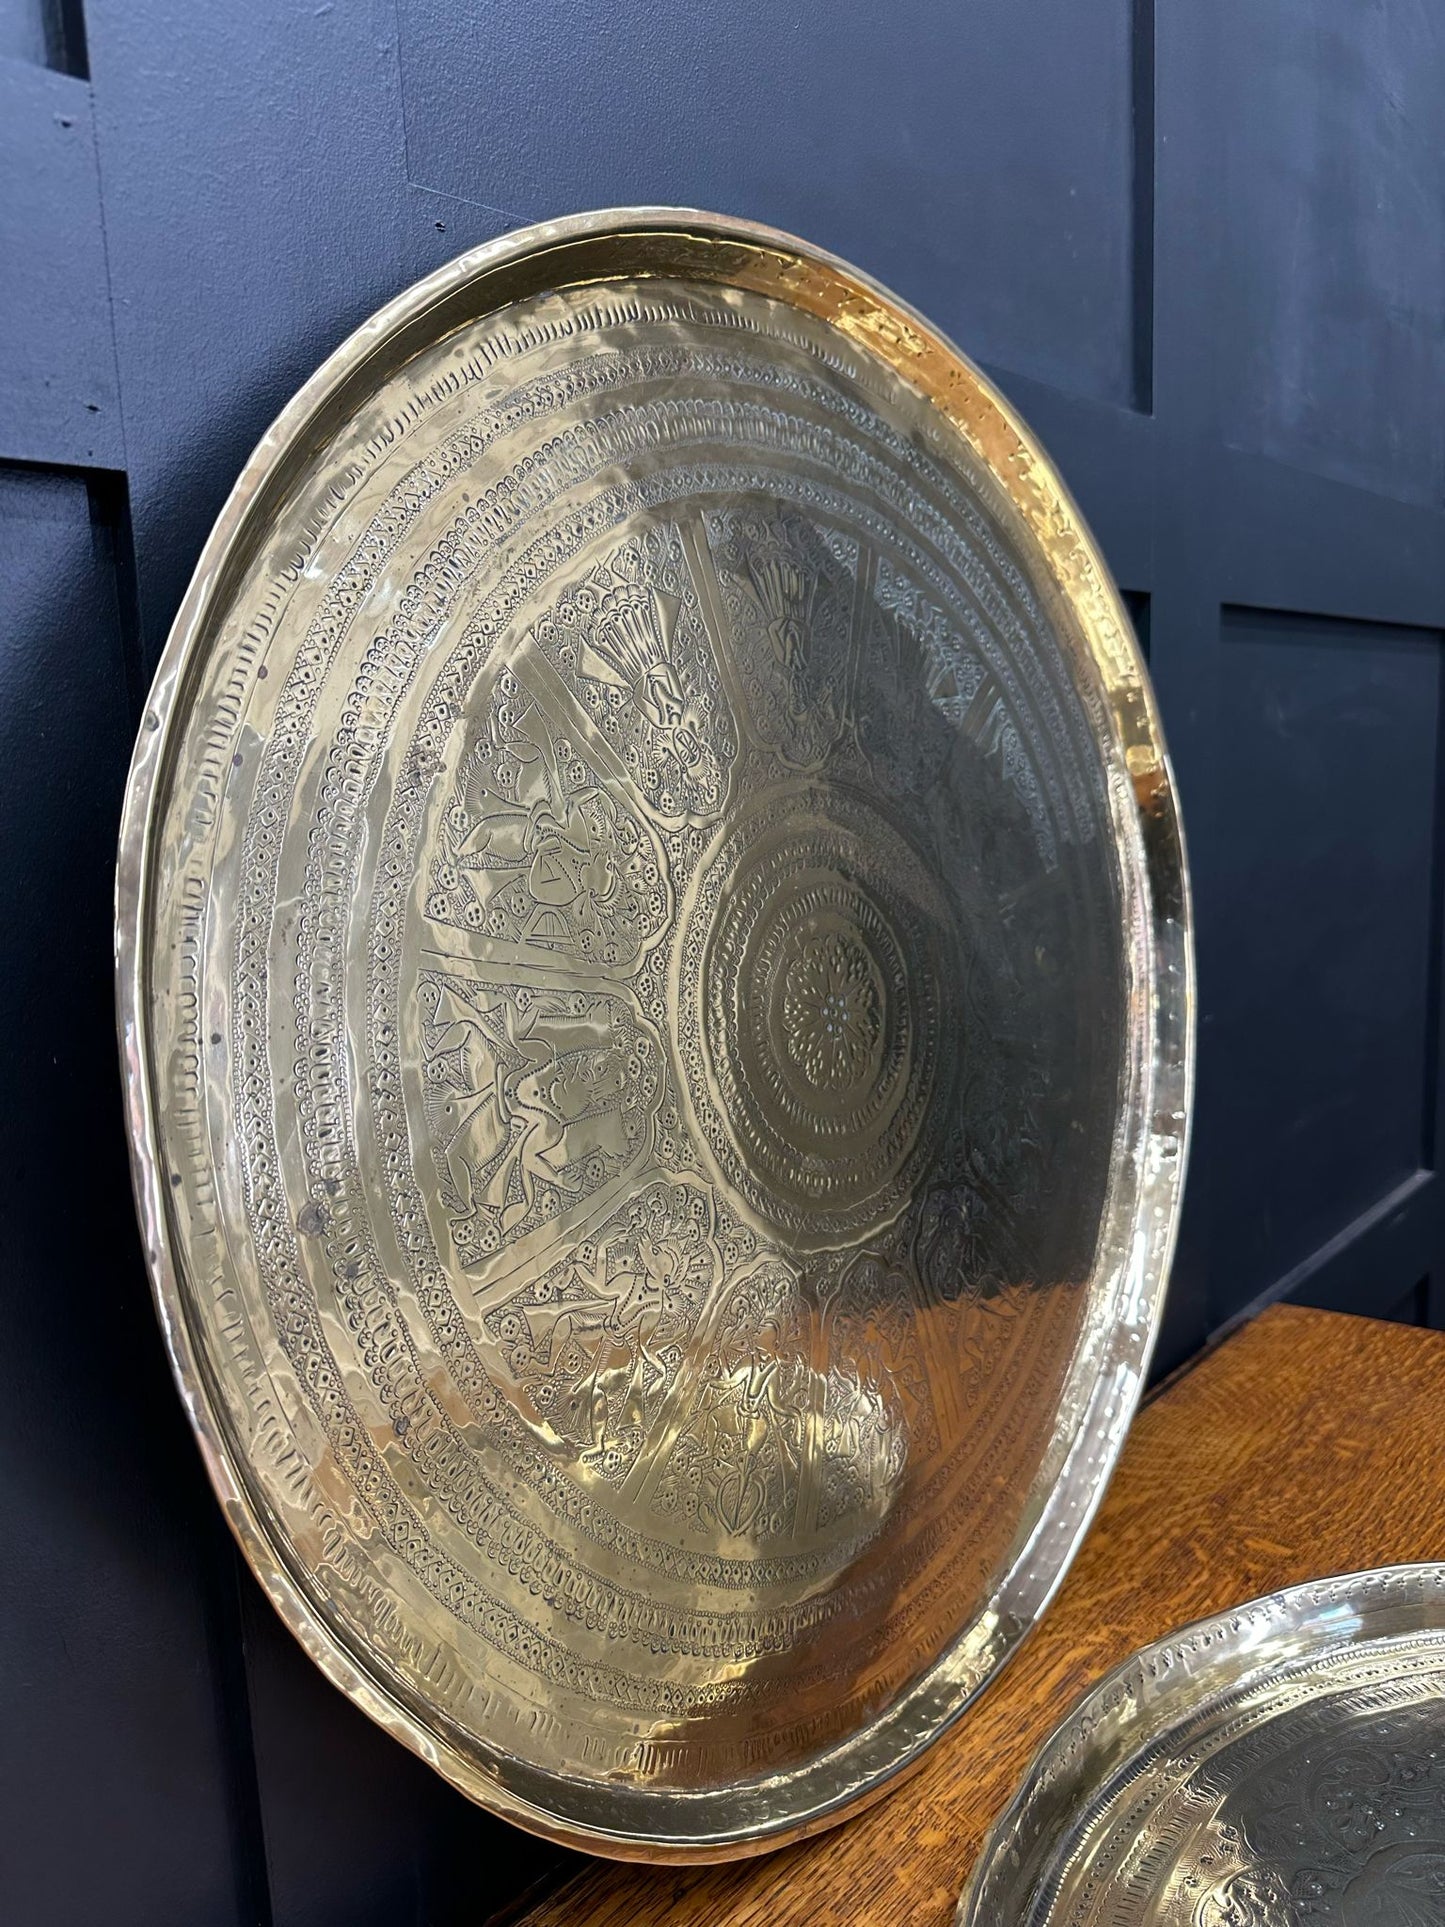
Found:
115,208 -> 1191,1859
959,1565 -> 1445,1924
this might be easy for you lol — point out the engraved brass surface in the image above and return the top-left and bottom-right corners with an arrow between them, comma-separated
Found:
115,209 -> 1192,1859
960,1566 -> 1445,1925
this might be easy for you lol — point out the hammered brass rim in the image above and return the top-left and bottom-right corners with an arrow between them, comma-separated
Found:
116,207 -> 1193,1860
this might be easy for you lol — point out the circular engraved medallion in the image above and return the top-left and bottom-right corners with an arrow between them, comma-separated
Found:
674,782 -> 959,1250
961,1566 -> 1445,1927
116,210 -> 1191,1859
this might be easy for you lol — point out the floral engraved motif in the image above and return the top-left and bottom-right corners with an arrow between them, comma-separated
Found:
1239,1710 -> 1445,1924
815,1252 -> 922,1526
870,559 -> 1057,868
530,528 -> 734,821
1148,1701 -> 1445,1927
651,1259 -> 812,1542
485,1180 -> 719,1480
1197,1868 -> 1299,1927
705,505 -> 855,770
426,666 -> 669,969
1339,1846 -> 1445,1925
781,930 -> 880,1090
419,972 -> 661,1268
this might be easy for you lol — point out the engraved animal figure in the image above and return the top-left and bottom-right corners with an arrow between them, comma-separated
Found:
486,1184 -> 717,1476
427,669 -> 666,968
419,976 -> 658,1265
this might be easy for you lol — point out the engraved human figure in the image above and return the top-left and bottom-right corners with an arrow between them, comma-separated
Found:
456,722 -> 625,944
425,990 -> 575,1229
421,979 -> 644,1257
486,1185 -> 717,1469
654,1266 -> 812,1538
527,1234 -> 678,1434
504,1038 -> 625,1226
520,789 -> 625,939
428,674 -> 665,965
734,1346 -> 804,1483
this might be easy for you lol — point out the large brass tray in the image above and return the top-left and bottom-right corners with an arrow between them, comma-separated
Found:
959,1566 -> 1445,1924
115,209 -> 1191,1859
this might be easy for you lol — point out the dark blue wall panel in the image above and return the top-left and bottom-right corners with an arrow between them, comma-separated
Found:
1215,1 -> 1445,506
84,1 -> 510,671
1211,607 -> 1441,1316
0,464 -> 251,1925
0,61 -> 121,468
399,0 -> 1142,408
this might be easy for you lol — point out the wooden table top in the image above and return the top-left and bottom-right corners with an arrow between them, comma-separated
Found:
517,1305 -> 1445,1927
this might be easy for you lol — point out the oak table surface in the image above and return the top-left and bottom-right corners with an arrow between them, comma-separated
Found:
516,1305 -> 1445,1926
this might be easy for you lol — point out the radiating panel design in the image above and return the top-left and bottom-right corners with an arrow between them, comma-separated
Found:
118,217 -> 1186,1859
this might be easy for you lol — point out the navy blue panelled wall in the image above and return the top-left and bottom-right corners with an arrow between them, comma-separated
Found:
3,3 -> 1443,1921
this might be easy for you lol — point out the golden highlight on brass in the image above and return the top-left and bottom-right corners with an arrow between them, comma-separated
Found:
115,209 -> 1192,1859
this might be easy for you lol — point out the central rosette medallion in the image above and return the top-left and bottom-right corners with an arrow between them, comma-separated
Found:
782,930 -> 882,1091
670,781 -> 961,1253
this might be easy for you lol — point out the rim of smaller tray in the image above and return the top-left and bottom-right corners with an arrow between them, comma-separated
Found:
115,205 -> 1194,1860
958,1562 -> 1445,1922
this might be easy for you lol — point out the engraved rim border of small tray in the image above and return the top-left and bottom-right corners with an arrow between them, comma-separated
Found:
958,1562 -> 1445,1923
115,208 -> 1194,1858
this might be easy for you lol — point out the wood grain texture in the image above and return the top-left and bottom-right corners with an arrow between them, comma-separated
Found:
517,1306 -> 1445,1926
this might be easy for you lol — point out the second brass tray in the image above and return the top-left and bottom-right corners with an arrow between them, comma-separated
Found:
960,1565 -> 1445,1924
116,209 -> 1191,1858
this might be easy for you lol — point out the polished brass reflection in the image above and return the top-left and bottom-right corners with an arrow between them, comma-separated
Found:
115,209 -> 1192,1860
960,1566 -> 1445,1925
